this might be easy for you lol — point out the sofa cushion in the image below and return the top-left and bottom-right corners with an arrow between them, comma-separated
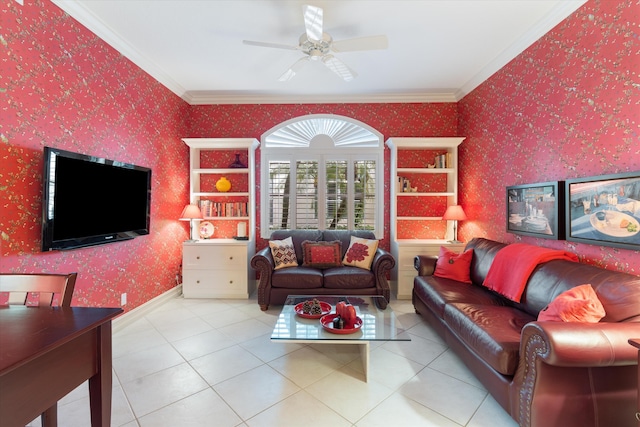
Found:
269,237 -> 298,270
301,240 -> 342,269
434,246 -> 473,283
271,267 -> 323,289
270,230 -> 323,265
538,284 -> 606,322
342,236 -> 378,270
323,266 -> 375,289
444,303 -> 534,375
414,276 -> 507,319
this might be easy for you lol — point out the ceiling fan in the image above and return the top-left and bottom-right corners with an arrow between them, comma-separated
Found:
243,4 -> 388,82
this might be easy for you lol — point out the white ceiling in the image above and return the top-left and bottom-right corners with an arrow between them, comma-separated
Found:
52,0 -> 586,105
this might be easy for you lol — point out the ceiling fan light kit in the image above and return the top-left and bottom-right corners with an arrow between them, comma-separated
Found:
243,4 -> 387,82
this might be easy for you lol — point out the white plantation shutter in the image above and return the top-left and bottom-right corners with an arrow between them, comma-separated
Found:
261,115 -> 384,238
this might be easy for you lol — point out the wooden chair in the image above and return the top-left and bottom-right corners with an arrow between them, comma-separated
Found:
0,272 -> 77,426
0,272 -> 77,307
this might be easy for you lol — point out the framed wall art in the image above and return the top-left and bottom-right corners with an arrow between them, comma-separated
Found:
565,171 -> 640,250
506,181 -> 565,239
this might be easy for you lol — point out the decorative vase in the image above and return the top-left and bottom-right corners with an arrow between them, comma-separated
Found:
215,176 -> 231,192
229,153 -> 246,168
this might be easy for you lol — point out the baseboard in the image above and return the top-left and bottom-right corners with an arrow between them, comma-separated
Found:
112,285 -> 182,334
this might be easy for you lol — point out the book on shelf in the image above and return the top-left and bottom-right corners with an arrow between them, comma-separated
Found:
199,200 -> 249,218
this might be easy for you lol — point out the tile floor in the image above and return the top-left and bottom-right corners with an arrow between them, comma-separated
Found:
28,295 -> 519,427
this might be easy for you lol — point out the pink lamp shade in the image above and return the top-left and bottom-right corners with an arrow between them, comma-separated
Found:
179,204 -> 203,220
180,204 -> 203,241
442,205 -> 467,221
442,205 -> 467,243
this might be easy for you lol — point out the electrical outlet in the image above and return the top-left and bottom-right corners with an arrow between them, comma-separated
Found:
121,293 -> 127,306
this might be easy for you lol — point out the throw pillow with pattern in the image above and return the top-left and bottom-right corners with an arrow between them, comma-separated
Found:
269,236 -> 298,270
342,236 -> 378,270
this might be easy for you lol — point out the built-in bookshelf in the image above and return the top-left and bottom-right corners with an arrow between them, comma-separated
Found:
386,137 -> 466,298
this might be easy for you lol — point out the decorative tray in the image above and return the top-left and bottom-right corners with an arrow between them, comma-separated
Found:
320,313 -> 363,334
294,301 -> 332,319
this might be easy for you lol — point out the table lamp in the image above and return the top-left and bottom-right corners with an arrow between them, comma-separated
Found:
179,204 -> 203,241
443,205 -> 467,243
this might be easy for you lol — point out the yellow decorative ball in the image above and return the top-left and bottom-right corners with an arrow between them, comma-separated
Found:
215,176 -> 231,192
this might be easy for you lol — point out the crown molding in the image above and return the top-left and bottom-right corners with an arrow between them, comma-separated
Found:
183,91 -> 458,105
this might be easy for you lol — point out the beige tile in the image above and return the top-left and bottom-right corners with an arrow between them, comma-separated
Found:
190,345 -> 264,386
155,315 -> 214,342
240,332 -> 305,363
468,394 -> 519,427
246,390 -> 351,427
305,367 -> 394,423
355,392 -> 461,427
114,342 -> 184,383
112,327 -> 167,359
217,317 -> 274,342
213,364 -> 300,420
268,346 -> 343,387
138,388 -> 241,427
121,363 -> 208,417
399,367 -> 487,425
382,332 -> 447,366
429,348 -> 484,389
171,328 -> 236,360
349,346 -> 424,390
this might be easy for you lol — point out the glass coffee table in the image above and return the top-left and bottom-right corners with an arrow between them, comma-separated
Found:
271,295 -> 410,381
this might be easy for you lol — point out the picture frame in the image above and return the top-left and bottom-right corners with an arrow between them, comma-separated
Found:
565,171 -> 640,250
506,181 -> 565,239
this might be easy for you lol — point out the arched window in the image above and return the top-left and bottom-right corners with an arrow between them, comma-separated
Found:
260,114 -> 384,238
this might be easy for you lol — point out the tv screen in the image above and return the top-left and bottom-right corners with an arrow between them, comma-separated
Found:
42,147 -> 151,251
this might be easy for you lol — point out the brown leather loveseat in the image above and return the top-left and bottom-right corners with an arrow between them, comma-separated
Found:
413,237 -> 640,427
251,230 -> 394,310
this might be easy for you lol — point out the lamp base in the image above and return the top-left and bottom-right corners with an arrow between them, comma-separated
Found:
447,239 -> 463,244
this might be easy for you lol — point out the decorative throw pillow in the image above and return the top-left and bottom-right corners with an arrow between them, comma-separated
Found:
433,246 -> 473,283
302,240 -> 342,269
342,236 -> 379,270
269,236 -> 298,270
538,284 -> 606,322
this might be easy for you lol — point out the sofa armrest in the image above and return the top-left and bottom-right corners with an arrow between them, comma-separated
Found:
414,255 -> 438,276
520,321 -> 640,368
250,246 -> 275,310
371,248 -> 395,305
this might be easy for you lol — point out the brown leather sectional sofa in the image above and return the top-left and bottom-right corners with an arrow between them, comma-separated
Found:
251,229 -> 395,310
413,237 -> 640,427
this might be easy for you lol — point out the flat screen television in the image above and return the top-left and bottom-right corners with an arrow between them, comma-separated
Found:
41,147 -> 151,251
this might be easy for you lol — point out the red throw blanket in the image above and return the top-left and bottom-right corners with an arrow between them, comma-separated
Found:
483,243 -> 578,302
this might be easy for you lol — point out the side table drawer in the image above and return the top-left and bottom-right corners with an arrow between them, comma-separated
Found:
183,245 -> 246,269
183,269 -> 247,298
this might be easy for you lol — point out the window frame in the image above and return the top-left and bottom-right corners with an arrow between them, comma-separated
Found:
260,115 -> 384,239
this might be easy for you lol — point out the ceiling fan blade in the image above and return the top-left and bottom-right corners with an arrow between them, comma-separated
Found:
303,4 -> 323,41
278,57 -> 310,81
322,55 -> 357,82
331,35 -> 388,52
243,40 -> 298,50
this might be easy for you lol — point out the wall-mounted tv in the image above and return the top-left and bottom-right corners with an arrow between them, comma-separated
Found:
42,147 -> 151,251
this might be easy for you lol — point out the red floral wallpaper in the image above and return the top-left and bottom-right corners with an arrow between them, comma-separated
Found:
458,0 -> 639,273
1,0 -> 190,311
2,0 -> 636,312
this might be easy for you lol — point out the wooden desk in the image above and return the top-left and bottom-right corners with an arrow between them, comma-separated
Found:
0,306 -> 122,427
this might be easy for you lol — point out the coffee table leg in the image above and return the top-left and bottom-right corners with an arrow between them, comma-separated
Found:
360,342 -> 370,382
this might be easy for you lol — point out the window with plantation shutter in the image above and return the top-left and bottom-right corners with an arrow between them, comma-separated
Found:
261,115 -> 384,238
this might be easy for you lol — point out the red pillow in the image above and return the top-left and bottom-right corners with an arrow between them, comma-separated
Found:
433,247 -> 473,283
301,240 -> 342,269
538,284 -> 606,322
